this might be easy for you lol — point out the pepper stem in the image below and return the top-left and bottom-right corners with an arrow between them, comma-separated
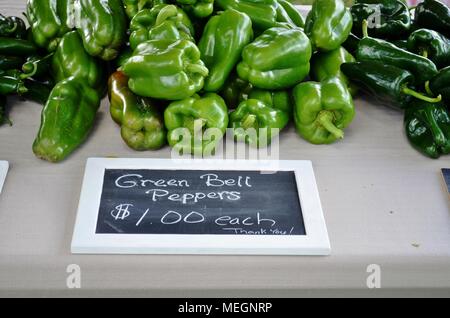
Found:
425,81 -> 434,96
20,63 -> 37,79
241,114 -> 257,130
186,63 -> 209,77
403,86 -> 442,103
317,111 -> 344,140
421,50 -> 428,58
362,19 -> 369,38
5,22 -> 17,34
155,5 -> 178,26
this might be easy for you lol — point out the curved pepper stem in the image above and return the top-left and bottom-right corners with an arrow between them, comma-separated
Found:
425,81 -> 434,96
403,86 -> 442,103
155,5 -> 179,26
317,111 -> 344,140
186,64 -> 209,77
242,114 -> 257,130
421,50 -> 428,58
362,19 -> 369,38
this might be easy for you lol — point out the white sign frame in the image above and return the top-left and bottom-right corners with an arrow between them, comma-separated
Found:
0,161 -> 8,194
71,158 -> 330,256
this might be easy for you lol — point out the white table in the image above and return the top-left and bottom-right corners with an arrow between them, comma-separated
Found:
0,1 -> 449,297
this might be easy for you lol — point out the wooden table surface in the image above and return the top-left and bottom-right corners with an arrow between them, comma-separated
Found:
0,1 -> 449,297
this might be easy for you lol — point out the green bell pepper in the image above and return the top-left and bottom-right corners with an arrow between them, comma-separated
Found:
355,35 -> 439,85
173,0 -> 214,18
77,0 -> 127,61
407,29 -> 450,69
108,71 -> 166,151
414,0 -> 450,38
237,27 -> 312,90
33,78 -> 101,163
129,4 -> 194,50
350,0 -> 411,40
215,0 -> 279,31
247,88 -> 292,114
165,93 -> 229,155
220,73 -> 252,109
230,98 -> 289,148
51,31 -> 105,92
26,0 -> 72,51
404,100 -> 450,159
429,66 -> 450,103
293,77 -> 355,145
123,0 -> 163,19
311,46 -> 358,96
341,61 -> 442,110
276,0 -> 305,28
198,9 -> 253,92
122,39 -> 209,100
304,0 -> 353,52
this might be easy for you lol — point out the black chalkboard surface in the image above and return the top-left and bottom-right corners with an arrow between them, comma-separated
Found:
96,169 -> 306,236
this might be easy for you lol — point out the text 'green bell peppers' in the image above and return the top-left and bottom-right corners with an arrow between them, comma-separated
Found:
27,0 -> 72,51
356,36 -> 439,85
237,27 -> 312,90
414,0 -> 450,38
407,29 -> 450,69
108,71 -> 166,151
404,100 -> 450,159
165,93 -> 229,156
215,0 -> 279,31
230,98 -> 289,148
341,61 -> 442,110
33,78 -> 100,163
199,9 -> 253,93
429,66 -> 450,103
77,0 -> 127,61
129,4 -> 194,50
351,0 -> 411,40
122,39 -> 209,100
293,77 -> 355,145
174,0 -> 214,18
305,0 -> 353,52
52,31 -> 105,92
311,46 -> 358,96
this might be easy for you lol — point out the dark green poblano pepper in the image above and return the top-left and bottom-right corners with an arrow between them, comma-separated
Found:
33,78 -> 101,163
407,29 -> 450,69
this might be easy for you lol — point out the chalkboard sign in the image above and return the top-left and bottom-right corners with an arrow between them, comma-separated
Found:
72,158 -> 330,255
96,169 -> 305,236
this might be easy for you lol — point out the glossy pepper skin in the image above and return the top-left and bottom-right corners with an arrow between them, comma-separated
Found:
247,88 -> 292,114
0,15 -> 27,39
276,0 -> 305,28
108,71 -> 166,151
174,0 -> 214,18
230,99 -> 289,148
220,73 -> 252,109
0,14 -> 15,37
198,10 -> 253,92
293,77 -> 355,145
215,0 -> 279,31
311,47 -> 358,96
123,0 -> 164,19
122,39 -> 209,100
237,27 -> 312,90
21,53 -> 53,79
404,100 -> 450,159
356,37 -> 439,85
351,0 -> 411,40
414,0 -> 450,38
52,31 -> 105,92
0,69 -> 28,95
341,61 -> 441,110
26,0 -> 72,51
305,0 -> 353,52
0,38 -> 37,56
77,0 -> 127,61
407,29 -> 450,69
129,4 -> 194,50
33,78 -> 101,163
429,66 -> 450,103
165,93 -> 229,155
22,78 -> 54,105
